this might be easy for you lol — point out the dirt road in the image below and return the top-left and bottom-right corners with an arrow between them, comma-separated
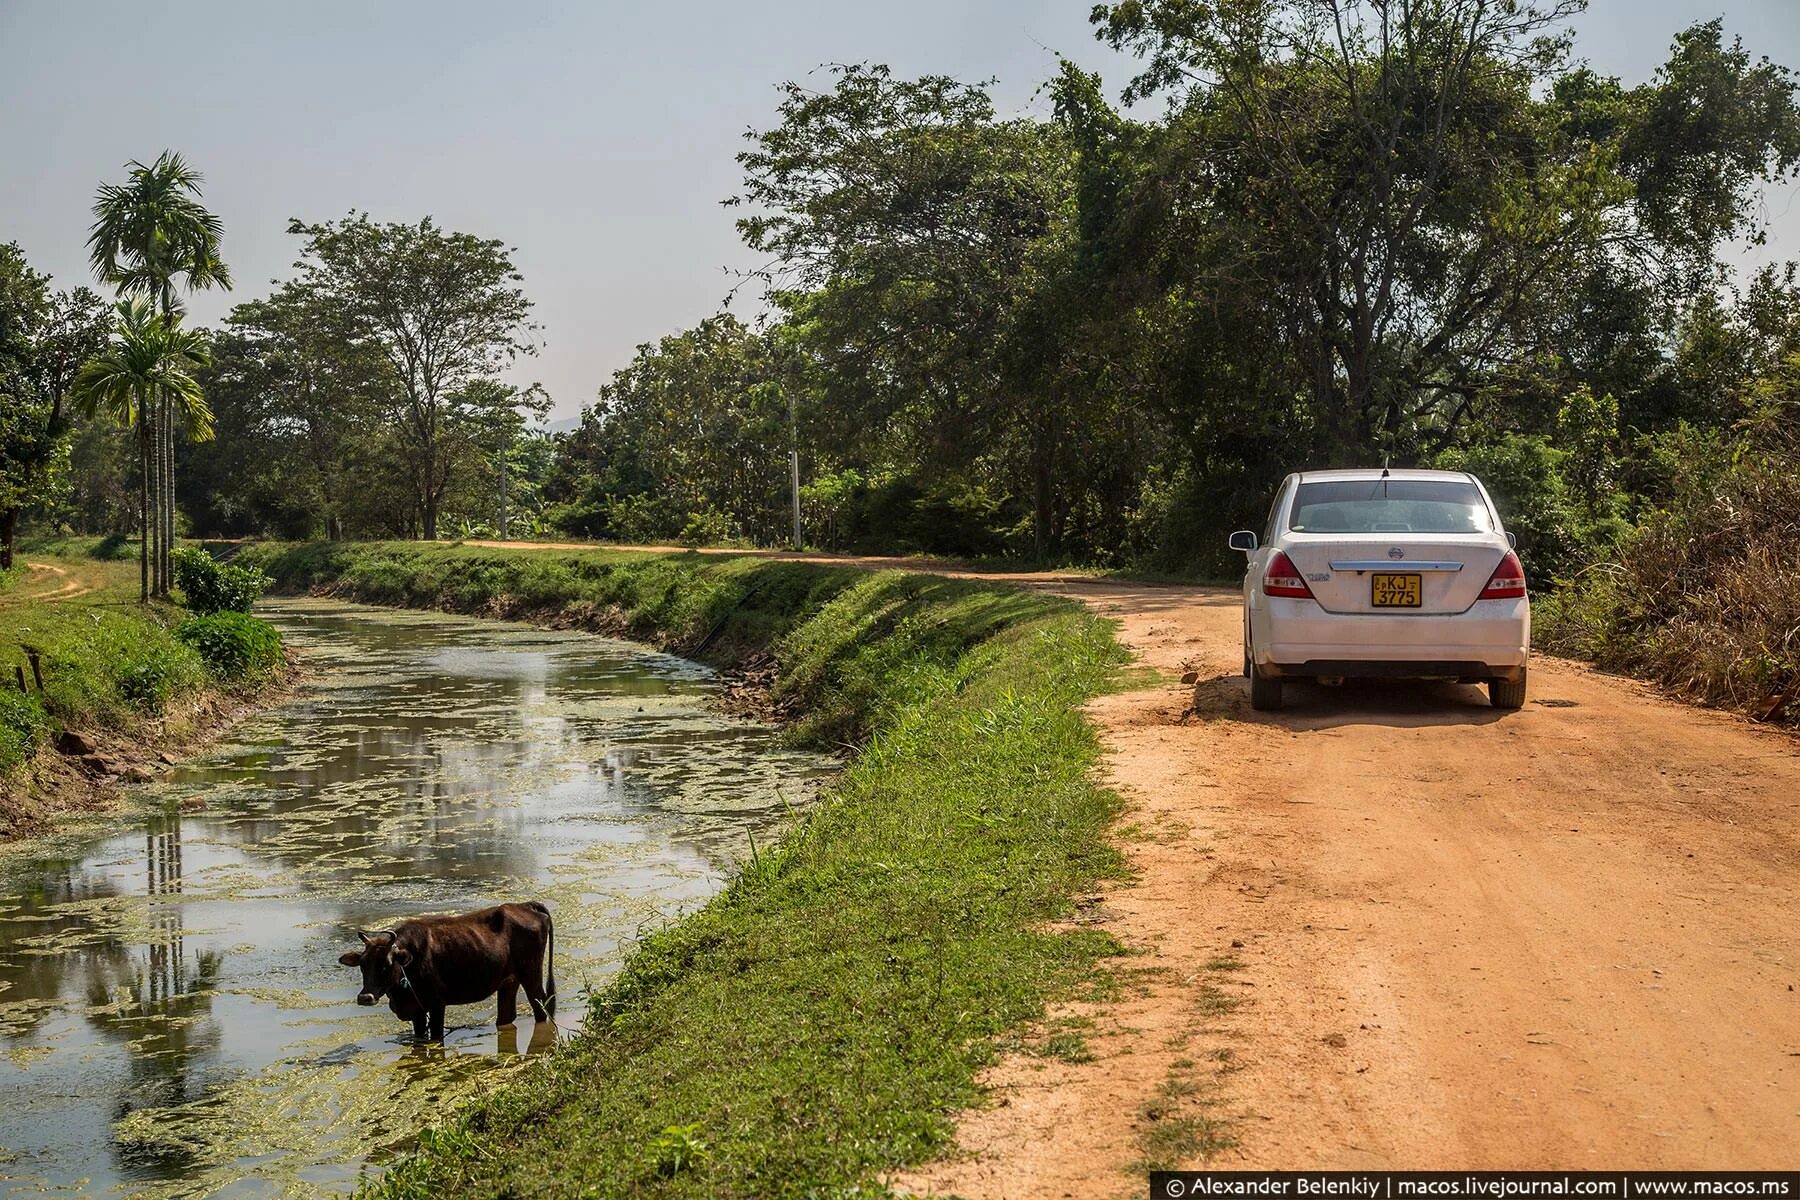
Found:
469,543 -> 1800,1179
894,579 -> 1798,1194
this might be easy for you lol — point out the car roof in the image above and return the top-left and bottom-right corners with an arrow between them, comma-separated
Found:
1294,468 -> 1478,484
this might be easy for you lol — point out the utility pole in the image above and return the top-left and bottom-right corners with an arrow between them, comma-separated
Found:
499,425 -> 510,542
788,390 -> 802,549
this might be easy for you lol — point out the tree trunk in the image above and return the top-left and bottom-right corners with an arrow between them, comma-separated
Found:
0,508 -> 17,572
152,406 -> 163,599
1032,439 -> 1052,565
158,394 -> 167,595
164,391 -> 177,594
157,287 -> 175,597
138,416 -> 151,603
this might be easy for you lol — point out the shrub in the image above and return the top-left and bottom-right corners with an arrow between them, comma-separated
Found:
107,627 -> 209,709
1536,436 -> 1800,722
172,546 -> 271,614
177,613 -> 285,681
1434,432 -> 1627,585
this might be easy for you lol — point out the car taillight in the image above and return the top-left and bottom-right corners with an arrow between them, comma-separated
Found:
1263,551 -> 1314,599
1478,551 -> 1527,600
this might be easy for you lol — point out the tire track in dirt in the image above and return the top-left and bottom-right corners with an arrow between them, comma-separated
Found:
0,562 -> 99,608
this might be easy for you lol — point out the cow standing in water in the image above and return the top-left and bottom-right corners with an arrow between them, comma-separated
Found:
338,901 -> 556,1041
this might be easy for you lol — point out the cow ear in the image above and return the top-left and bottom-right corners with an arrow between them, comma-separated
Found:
391,946 -> 412,967
339,951 -> 363,967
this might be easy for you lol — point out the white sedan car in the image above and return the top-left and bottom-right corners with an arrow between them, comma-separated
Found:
1230,468 -> 1529,711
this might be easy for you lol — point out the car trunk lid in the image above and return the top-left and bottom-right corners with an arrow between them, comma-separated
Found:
1282,536 -> 1507,615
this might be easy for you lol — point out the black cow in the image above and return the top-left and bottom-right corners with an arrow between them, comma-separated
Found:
338,901 -> 555,1041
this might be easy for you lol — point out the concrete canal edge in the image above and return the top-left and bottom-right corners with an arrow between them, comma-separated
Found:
236,540 -> 1136,1198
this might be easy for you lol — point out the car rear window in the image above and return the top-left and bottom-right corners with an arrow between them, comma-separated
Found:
1288,479 -> 1491,534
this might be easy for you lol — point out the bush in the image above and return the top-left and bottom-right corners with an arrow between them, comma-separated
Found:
172,546 -> 271,614
1536,436 -> 1800,721
1434,432 -> 1627,585
177,613 -> 285,681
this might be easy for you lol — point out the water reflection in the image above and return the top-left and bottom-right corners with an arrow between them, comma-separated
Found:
0,599 -> 832,1196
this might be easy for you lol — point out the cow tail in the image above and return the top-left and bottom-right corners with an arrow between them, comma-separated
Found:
529,901 -> 556,1018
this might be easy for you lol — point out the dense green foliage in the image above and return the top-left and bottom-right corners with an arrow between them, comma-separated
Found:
171,545 -> 270,614
527,8 -> 1800,579
0,242 -> 110,571
177,611 -> 284,679
238,542 -> 1130,1199
1538,381 -> 1800,719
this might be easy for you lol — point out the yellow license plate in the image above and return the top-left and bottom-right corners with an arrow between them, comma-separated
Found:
1372,573 -> 1422,607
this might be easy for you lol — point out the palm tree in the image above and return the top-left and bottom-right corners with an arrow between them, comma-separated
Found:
88,151 -> 230,596
71,299 -> 213,602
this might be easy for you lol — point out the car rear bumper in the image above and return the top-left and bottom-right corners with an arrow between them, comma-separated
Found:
1262,658 -> 1525,682
1256,598 -> 1529,678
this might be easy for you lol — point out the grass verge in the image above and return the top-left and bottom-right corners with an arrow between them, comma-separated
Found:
0,539 -> 288,833
236,540 -> 1132,1198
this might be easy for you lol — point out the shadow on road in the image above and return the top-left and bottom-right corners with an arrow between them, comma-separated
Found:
1191,674 -> 1510,730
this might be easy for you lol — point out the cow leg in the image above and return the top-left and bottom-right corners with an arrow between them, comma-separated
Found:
411,1015 -> 428,1042
522,970 -> 550,1022
428,1008 -> 445,1042
496,980 -> 517,1028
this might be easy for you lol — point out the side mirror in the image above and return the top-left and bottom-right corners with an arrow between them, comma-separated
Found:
1228,530 -> 1258,553
1506,531 -> 1518,550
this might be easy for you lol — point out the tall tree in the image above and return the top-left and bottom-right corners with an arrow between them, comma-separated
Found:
0,244 -> 111,569
733,64 -> 1078,557
70,299 -> 212,600
447,379 -> 552,539
88,150 -> 231,594
1091,0 -> 1800,461
191,285 -> 396,539
282,214 -> 538,539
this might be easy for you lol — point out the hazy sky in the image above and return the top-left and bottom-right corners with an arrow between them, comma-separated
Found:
3,1 -> 1798,422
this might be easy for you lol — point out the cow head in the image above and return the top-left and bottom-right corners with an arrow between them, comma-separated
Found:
338,930 -> 413,1006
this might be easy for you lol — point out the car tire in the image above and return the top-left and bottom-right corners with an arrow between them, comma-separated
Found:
1489,670 -> 1527,710
1249,665 -> 1283,711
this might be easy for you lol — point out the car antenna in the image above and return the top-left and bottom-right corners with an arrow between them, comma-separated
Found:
1381,454 -> 1391,494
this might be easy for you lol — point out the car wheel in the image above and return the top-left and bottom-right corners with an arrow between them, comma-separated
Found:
1489,670 -> 1527,710
1249,665 -> 1283,711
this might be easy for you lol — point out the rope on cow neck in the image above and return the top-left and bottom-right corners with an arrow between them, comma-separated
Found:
374,930 -> 419,998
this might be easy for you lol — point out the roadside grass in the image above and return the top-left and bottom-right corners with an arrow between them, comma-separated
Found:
237,540 -> 1136,1198
0,539 -> 285,803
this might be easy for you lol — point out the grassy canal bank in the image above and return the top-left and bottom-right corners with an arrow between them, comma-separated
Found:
0,539 -> 290,836
236,540 -> 1133,1198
